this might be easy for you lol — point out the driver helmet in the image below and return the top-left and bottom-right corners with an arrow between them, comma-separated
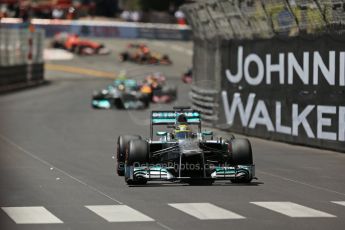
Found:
174,114 -> 190,139
117,83 -> 125,91
177,114 -> 188,124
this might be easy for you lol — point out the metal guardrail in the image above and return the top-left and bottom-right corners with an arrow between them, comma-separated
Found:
189,85 -> 219,126
0,28 -> 44,66
0,28 -> 45,91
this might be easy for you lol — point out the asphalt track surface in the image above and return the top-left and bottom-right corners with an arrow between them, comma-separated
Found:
1,38 -> 345,230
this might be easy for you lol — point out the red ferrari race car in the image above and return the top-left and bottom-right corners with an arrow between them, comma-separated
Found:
119,43 -> 172,65
51,32 -> 110,55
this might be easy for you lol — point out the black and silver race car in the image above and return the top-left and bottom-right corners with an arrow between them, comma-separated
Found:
116,106 -> 255,185
92,79 -> 149,109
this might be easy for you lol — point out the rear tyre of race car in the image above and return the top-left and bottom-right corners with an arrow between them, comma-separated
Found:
161,55 -> 172,65
119,52 -> 128,61
125,139 -> 149,185
51,41 -> 63,49
117,135 -> 141,176
230,138 -> 253,183
139,94 -> 150,108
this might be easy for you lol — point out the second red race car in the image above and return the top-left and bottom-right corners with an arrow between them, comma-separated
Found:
119,43 -> 172,65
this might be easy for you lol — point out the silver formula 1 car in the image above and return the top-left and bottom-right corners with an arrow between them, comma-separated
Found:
92,79 -> 149,110
116,106 -> 255,185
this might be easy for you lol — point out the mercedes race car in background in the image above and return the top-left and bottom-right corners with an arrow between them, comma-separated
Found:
119,43 -> 172,65
52,32 -> 110,55
116,106 -> 255,185
92,79 -> 150,109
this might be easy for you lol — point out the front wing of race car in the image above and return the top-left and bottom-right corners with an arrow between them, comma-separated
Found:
92,99 -> 112,109
125,164 -> 255,182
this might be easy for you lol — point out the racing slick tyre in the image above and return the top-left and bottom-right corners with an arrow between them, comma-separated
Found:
120,53 -> 128,61
230,138 -> 253,183
125,139 -> 149,185
161,55 -> 172,65
140,94 -> 150,108
126,139 -> 149,165
51,41 -> 63,49
117,135 -> 141,176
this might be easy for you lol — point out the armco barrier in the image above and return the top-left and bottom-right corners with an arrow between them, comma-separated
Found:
189,85 -> 219,126
0,19 -> 192,40
0,63 -> 45,92
0,65 -> 27,85
0,28 -> 45,92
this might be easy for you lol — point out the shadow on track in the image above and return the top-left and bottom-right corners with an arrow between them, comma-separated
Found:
128,181 -> 263,188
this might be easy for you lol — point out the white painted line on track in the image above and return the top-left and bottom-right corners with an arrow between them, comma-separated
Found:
85,205 -> 154,222
332,201 -> 345,206
1,207 -> 63,224
168,203 -> 245,220
251,202 -> 336,218
44,49 -> 74,61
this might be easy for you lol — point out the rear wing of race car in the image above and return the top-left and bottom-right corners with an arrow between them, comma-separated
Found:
150,108 -> 201,138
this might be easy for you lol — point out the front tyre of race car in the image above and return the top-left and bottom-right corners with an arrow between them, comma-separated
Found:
230,138 -> 253,183
125,139 -> 149,185
160,55 -> 172,65
117,135 -> 141,176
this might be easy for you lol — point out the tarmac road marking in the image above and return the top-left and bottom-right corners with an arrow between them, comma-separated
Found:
168,203 -> 245,220
332,201 -> 345,206
1,207 -> 63,224
85,205 -> 154,222
45,64 -> 116,79
251,202 -> 336,218
44,49 -> 74,61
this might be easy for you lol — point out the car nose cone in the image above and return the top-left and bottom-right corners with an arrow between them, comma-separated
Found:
179,140 -> 202,156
